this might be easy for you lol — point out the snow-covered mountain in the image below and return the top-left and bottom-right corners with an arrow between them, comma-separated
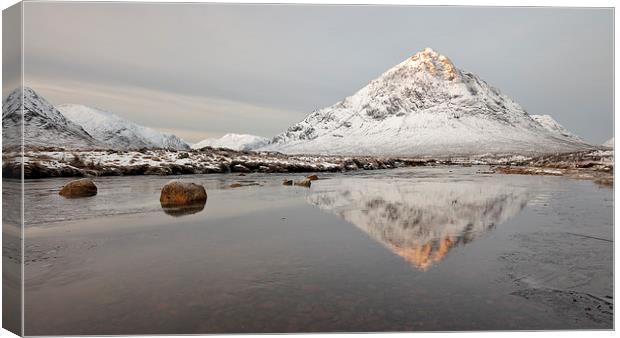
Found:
57,104 -> 190,150
191,133 -> 269,151
262,48 -> 592,156
2,87 -> 103,149
530,115 -> 582,141
603,137 -> 614,148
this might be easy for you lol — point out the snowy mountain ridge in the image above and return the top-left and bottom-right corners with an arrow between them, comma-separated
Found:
191,133 -> 269,151
58,104 -> 190,150
530,115 -> 582,141
262,48 -> 593,156
2,87 -> 103,149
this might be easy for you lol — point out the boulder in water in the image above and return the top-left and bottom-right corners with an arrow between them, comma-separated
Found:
59,178 -> 98,198
160,180 -> 207,207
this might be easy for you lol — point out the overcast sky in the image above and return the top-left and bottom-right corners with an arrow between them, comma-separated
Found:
18,3 -> 613,143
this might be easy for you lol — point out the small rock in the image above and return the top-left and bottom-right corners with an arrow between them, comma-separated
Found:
177,152 -> 190,159
160,180 -> 207,207
294,179 -> 312,188
230,183 -> 243,188
306,174 -> 319,181
238,173 -> 246,176
282,180 -> 293,186
59,178 -> 98,198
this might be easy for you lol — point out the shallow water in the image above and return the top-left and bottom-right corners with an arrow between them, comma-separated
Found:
20,167 -> 613,334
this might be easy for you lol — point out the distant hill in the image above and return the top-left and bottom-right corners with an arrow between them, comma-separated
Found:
58,104 -> 190,150
192,133 -> 269,151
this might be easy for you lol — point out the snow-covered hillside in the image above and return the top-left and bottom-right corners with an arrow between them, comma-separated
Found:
58,104 -> 190,150
530,115 -> 582,141
192,133 -> 269,151
263,48 -> 592,156
2,87 -> 102,149
603,137 -> 614,148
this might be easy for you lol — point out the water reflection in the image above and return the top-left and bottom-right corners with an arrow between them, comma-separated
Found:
160,201 -> 206,217
308,178 -> 529,270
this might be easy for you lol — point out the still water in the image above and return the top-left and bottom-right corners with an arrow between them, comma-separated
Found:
21,167 -> 612,334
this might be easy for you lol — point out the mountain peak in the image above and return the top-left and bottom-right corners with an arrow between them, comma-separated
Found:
415,47 -> 440,57
406,47 -> 457,81
2,87 -> 103,149
5,86 -> 40,103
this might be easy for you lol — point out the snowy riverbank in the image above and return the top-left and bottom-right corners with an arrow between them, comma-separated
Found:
2,146 -> 612,183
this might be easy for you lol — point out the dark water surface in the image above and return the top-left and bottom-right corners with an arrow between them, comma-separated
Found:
22,167 -> 613,334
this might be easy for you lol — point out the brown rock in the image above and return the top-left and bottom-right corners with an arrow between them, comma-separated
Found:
160,180 -> 207,207
306,174 -> 319,181
294,179 -> 312,188
282,180 -> 293,186
230,183 -> 243,188
59,178 -> 98,198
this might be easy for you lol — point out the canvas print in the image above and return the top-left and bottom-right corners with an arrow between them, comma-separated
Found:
1,2 -> 614,335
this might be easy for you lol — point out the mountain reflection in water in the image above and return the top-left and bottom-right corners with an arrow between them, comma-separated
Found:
308,178 -> 529,270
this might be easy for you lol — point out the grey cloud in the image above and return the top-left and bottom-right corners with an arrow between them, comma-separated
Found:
21,3 -> 613,143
